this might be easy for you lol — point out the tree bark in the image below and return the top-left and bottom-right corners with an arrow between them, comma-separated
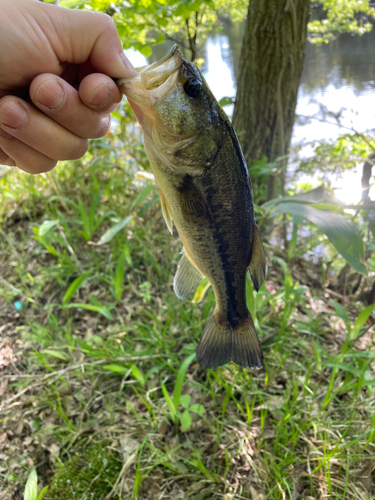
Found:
232,0 -> 311,201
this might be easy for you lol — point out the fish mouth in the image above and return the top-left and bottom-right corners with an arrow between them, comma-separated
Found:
117,45 -> 182,115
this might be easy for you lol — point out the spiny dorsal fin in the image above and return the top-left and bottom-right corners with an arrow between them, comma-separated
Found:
248,224 -> 266,292
159,191 -> 173,235
173,249 -> 204,300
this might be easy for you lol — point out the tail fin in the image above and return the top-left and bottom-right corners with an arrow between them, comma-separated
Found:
196,314 -> 263,369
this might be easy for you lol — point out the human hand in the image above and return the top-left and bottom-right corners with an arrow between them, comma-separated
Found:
0,0 -> 136,174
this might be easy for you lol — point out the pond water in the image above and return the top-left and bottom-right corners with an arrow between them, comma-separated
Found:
125,20 -> 375,203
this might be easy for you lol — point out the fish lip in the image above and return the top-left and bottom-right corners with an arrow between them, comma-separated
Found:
117,45 -> 182,93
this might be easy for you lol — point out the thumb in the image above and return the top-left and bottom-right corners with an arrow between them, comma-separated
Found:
44,5 -> 137,78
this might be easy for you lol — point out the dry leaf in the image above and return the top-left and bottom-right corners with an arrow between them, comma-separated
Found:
0,378 -> 8,396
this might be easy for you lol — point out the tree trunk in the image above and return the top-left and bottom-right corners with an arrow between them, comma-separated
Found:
232,0 -> 311,201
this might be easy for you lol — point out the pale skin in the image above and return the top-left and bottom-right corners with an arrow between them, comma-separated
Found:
0,0 -> 137,174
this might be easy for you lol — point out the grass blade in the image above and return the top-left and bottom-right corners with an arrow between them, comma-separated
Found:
172,353 -> 196,410
62,271 -> 90,305
97,216 -> 133,245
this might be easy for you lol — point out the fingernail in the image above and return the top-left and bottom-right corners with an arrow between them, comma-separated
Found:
0,101 -> 27,129
120,53 -> 138,77
36,80 -> 65,110
89,84 -> 111,107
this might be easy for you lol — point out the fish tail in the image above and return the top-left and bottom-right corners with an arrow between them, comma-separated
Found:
196,313 -> 263,369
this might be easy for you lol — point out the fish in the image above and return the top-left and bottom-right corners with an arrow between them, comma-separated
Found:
117,46 -> 266,369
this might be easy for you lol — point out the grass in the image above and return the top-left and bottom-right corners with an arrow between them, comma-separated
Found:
1,118 -> 375,500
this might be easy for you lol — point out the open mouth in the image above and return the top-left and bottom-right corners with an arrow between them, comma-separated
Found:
117,45 -> 182,108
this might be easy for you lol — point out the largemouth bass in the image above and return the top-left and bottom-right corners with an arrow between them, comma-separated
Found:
118,46 -> 266,369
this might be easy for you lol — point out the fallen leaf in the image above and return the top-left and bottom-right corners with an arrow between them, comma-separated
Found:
0,379 -> 8,396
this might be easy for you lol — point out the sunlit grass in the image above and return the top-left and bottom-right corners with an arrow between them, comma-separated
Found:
0,133 -> 374,499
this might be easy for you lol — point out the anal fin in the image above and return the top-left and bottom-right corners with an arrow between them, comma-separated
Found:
248,224 -> 266,292
174,249 -> 204,300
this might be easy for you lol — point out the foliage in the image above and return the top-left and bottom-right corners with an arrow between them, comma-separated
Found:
309,0 -> 375,45
296,133 -> 375,176
262,194 -> 367,275
58,0 -> 375,62
59,0 -> 248,60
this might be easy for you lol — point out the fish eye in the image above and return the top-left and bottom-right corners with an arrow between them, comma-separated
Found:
183,78 -> 202,99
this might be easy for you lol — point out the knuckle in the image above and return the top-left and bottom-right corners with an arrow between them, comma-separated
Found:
95,12 -> 116,32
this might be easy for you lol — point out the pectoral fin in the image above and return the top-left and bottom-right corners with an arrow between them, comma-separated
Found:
248,224 -> 266,292
177,175 -> 213,224
159,191 -> 173,235
174,249 -> 204,300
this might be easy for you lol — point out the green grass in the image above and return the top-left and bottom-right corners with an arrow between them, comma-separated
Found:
0,126 -> 375,499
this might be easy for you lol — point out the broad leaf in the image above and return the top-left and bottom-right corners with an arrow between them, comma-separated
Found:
267,202 -> 366,275
180,394 -> 191,409
218,96 -> 235,107
24,469 -> 38,500
179,410 -> 192,431
190,404 -> 206,415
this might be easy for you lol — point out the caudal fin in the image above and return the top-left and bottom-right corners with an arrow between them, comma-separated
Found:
196,314 -> 263,369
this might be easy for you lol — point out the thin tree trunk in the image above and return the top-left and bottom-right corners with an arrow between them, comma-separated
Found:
232,0 -> 310,201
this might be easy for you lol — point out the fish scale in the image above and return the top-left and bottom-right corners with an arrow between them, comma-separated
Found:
118,45 -> 266,369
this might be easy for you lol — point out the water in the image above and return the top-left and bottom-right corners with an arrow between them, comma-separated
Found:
125,21 -> 375,203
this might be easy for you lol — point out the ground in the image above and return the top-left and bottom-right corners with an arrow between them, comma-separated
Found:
0,150 -> 374,500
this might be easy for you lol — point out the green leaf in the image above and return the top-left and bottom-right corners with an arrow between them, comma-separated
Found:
62,272 -> 90,305
137,194 -> 159,217
180,394 -> 191,409
65,303 -> 114,320
36,486 -> 48,500
179,410 -> 192,431
161,383 -> 177,421
114,250 -> 127,301
267,202 -> 367,275
192,278 -> 211,303
97,216 -> 133,245
139,45 -> 152,58
130,184 -> 154,210
330,300 -> 350,325
40,350 -> 69,362
103,363 -> 128,375
131,364 -> 145,386
24,469 -> 38,500
350,304 -> 374,341
38,220 -> 59,236
157,17 -> 169,27
172,353 -> 196,409
190,404 -> 206,415
218,96 -> 235,107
